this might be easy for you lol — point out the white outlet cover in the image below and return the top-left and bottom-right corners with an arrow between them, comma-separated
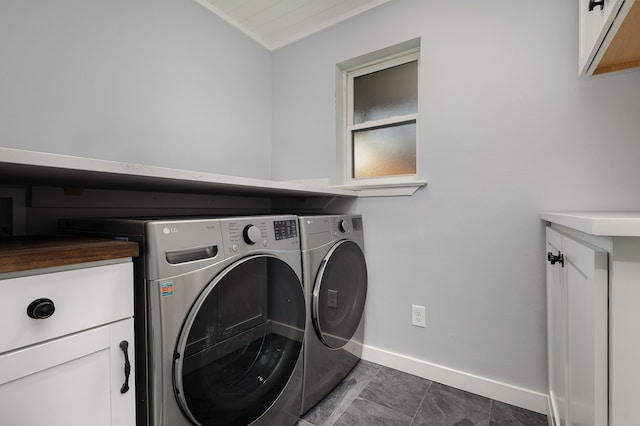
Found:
411,304 -> 426,327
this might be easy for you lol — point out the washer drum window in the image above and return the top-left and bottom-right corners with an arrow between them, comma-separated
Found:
173,255 -> 305,426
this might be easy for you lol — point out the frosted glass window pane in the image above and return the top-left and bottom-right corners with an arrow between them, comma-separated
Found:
353,61 -> 417,124
352,122 -> 416,179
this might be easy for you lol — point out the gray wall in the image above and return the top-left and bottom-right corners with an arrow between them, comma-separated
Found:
271,0 -> 640,392
0,0 -> 272,179
4,0 -> 640,397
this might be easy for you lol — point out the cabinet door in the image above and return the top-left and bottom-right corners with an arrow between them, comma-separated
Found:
546,227 -> 608,426
546,227 -> 568,426
578,0 -> 624,74
563,235 -> 608,426
0,318 -> 135,426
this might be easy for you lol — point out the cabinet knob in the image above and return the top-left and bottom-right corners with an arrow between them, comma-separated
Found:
26,298 -> 55,319
547,251 -> 565,267
588,0 -> 605,11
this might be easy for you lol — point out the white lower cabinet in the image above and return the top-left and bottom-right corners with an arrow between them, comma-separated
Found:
543,212 -> 640,426
546,226 -> 608,426
0,261 -> 135,426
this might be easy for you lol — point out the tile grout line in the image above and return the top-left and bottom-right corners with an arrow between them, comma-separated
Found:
488,399 -> 493,425
324,362 -> 382,426
351,395 -> 416,424
301,362 -> 547,426
408,380 -> 432,426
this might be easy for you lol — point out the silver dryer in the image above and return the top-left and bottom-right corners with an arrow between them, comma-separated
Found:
298,214 -> 368,415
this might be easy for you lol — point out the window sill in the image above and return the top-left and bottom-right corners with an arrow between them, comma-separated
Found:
330,178 -> 427,197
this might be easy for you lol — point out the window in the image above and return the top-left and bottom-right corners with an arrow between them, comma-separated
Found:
338,45 -> 426,196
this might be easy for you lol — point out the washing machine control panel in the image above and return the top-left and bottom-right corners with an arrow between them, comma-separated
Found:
221,216 -> 299,255
273,219 -> 298,240
242,225 -> 261,244
226,220 -> 268,251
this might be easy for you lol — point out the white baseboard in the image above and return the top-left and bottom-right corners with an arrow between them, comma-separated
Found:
547,397 -> 556,426
361,344 -> 549,415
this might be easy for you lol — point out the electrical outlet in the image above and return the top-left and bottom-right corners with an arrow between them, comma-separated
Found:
411,305 -> 426,327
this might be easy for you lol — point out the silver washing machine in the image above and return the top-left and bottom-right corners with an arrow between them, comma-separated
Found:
65,215 -> 305,426
298,214 -> 367,415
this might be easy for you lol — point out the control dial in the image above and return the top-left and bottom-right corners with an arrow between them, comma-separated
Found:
339,220 -> 348,233
243,225 -> 261,245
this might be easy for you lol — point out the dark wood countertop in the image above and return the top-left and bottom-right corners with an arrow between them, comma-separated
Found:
0,236 -> 139,274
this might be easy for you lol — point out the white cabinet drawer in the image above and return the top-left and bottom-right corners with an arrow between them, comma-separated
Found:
0,262 -> 133,354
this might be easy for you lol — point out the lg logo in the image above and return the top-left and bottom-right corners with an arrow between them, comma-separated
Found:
163,227 -> 178,234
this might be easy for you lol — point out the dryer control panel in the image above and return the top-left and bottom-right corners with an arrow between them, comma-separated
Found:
299,214 -> 364,251
331,215 -> 364,236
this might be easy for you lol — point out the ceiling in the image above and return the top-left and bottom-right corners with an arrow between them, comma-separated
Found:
193,0 -> 392,51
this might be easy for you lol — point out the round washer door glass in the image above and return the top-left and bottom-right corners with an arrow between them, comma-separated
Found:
313,240 -> 367,349
173,255 -> 305,426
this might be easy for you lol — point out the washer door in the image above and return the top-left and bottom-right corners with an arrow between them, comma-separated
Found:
173,255 -> 305,426
312,240 -> 367,349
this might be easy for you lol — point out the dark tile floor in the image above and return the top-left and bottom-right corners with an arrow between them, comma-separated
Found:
297,360 -> 548,426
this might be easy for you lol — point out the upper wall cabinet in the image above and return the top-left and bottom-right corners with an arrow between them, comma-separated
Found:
579,0 -> 640,76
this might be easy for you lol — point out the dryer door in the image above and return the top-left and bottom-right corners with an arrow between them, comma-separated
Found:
173,255 -> 305,426
312,240 -> 367,349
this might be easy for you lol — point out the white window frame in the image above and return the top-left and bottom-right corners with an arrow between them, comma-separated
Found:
336,48 -> 426,197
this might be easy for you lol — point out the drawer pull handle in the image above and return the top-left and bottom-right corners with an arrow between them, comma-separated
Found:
119,340 -> 131,394
26,298 -> 55,319
588,0 -> 605,11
